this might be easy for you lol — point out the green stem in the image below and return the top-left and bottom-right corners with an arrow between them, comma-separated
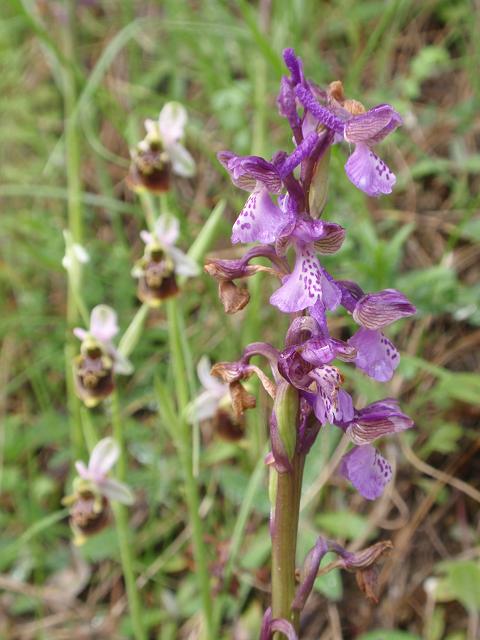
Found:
271,454 -> 305,637
62,0 -> 84,461
111,390 -> 146,640
166,297 -> 214,638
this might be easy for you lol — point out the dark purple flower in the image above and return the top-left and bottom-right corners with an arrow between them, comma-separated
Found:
339,444 -> 392,500
353,288 -> 416,329
348,327 -> 399,382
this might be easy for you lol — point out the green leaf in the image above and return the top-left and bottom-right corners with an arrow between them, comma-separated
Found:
419,422 -> 462,457
436,560 -> 480,612
314,552 -> 343,602
316,511 -> 374,541
359,632 -> 422,640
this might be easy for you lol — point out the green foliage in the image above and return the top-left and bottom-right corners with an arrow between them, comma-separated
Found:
359,632 -> 422,640
316,511 -> 375,541
435,560 -> 480,612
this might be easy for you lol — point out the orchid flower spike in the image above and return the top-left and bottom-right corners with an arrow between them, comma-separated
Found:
73,305 -> 133,407
132,214 -> 199,306
127,102 -> 196,193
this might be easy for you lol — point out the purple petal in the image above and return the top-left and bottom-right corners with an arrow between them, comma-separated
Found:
320,271 -> 342,310
300,337 -> 337,366
278,132 -> 319,178
282,48 -> 303,86
270,619 -> 299,640
340,445 -> 392,500
88,437 -> 120,478
218,152 -> 282,193
270,246 -> 324,312
309,365 -> 344,425
89,305 -> 119,343
344,104 -> 402,144
295,85 -> 345,134
353,288 -> 416,329
293,537 -> 329,611
75,460 -> 89,480
345,143 -> 396,197
337,280 -> 365,313
314,223 -> 346,254
346,403 -> 413,445
347,400 -> 414,445
277,76 -> 302,139
335,389 -> 355,423
232,187 -> 290,245
348,327 -> 400,382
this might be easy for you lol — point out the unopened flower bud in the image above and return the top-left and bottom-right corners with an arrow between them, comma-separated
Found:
273,381 -> 299,462
343,99 -> 366,115
328,80 -> 345,103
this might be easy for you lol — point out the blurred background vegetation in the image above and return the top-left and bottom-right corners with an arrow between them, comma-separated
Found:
1,0 -> 479,638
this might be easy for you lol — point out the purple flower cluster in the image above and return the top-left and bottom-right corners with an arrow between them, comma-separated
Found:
209,49 -> 416,501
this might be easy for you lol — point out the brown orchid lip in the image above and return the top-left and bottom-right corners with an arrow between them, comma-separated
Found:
70,492 -> 111,536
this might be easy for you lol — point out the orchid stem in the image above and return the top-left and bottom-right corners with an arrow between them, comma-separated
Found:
63,0 -> 84,461
166,296 -> 214,639
271,453 -> 305,637
111,389 -> 145,640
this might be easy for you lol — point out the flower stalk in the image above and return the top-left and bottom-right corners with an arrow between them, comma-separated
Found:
111,390 -> 146,640
166,296 -> 214,638
62,0 -> 84,460
271,453 -> 305,636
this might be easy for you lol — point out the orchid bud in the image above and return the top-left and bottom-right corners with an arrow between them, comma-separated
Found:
308,146 -> 331,216
273,381 -> 299,462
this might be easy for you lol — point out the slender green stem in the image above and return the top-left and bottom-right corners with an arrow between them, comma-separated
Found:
111,390 -> 146,640
271,454 -> 305,637
62,0 -> 84,461
166,297 -> 214,639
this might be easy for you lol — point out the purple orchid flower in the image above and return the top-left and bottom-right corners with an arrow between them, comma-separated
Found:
295,84 -> 402,197
269,209 -> 345,313
348,327 -> 400,382
334,399 -> 413,499
339,444 -> 393,500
